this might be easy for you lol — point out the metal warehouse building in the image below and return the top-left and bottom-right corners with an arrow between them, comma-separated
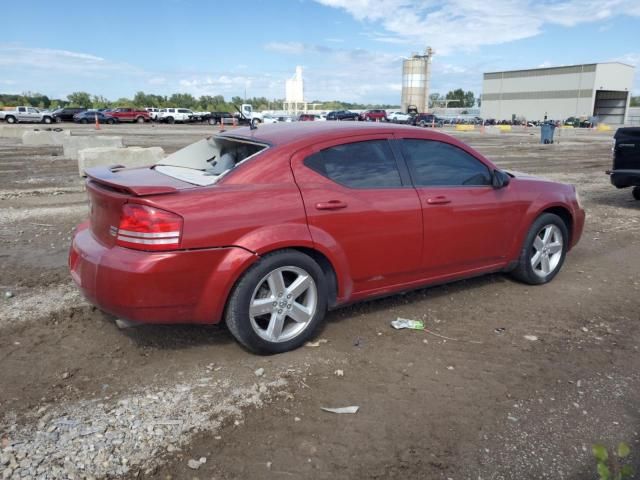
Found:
481,62 -> 635,124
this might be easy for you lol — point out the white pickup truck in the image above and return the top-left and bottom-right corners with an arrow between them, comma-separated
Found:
0,106 -> 55,124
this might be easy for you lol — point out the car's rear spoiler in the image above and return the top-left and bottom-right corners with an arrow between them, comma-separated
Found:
84,166 -> 183,196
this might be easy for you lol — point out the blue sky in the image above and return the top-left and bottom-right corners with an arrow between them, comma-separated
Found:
1,0 -> 638,104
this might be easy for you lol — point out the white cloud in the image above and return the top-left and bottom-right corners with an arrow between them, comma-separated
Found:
264,42 -> 306,55
0,44 -> 141,76
314,0 -> 640,55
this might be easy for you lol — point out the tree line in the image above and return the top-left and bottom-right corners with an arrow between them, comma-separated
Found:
0,91 -> 401,112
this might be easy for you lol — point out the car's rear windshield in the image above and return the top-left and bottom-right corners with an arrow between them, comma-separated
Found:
154,136 -> 268,186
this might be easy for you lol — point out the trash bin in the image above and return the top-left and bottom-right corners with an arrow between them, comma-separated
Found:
541,122 -> 556,144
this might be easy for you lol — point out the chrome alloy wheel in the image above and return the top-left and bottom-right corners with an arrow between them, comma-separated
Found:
530,224 -> 563,278
249,266 -> 318,343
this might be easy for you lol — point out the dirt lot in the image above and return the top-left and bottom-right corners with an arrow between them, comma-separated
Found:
1,123 -> 639,479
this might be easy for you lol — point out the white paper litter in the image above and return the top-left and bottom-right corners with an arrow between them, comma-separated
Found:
321,406 -> 359,414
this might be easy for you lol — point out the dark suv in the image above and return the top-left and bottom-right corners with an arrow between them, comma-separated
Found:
52,107 -> 87,122
411,113 -> 443,127
608,127 -> 640,200
326,110 -> 359,121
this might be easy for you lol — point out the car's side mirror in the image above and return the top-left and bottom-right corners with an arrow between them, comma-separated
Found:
492,169 -> 510,189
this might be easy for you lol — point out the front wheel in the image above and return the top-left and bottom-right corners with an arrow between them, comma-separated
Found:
632,186 -> 640,200
6,116 -> 16,124
43,116 -> 52,124
107,119 -> 115,125
511,213 -> 568,285
251,118 -> 260,128
81,118 -> 89,124
136,116 -> 145,123
225,250 -> 327,354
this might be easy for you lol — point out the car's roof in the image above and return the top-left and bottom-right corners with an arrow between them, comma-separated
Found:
218,122 -> 455,148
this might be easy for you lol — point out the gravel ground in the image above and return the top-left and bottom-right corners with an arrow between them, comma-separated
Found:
0,123 -> 638,479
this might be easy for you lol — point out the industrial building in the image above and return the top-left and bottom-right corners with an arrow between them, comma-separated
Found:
401,48 -> 434,113
481,62 -> 635,124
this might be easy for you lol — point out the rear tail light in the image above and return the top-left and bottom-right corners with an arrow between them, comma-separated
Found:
116,204 -> 182,251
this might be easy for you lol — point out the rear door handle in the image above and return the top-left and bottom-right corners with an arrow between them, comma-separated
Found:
315,200 -> 348,210
426,196 -> 451,205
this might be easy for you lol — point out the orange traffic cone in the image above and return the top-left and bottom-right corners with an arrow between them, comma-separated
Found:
94,113 -> 100,130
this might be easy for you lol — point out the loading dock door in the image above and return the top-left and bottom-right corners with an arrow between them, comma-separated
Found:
594,90 -> 628,125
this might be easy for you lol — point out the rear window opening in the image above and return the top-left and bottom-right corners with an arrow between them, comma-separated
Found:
154,136 -> 268,186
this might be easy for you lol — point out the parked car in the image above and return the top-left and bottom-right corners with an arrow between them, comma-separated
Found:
145,108 -> 162,121
298,114 -> 319,121
108,108 -> 150,123
389,111 -> 411,123
326,110 -> 359,121
73,111 -> 118,124
233,104 -> 264,127
262,114 -> 279,124
359,109 -> 388,122
69,122 -> 584,354
607,127 -> 640,200
0,106 -> 55,124
412,113 -> 444,127
158,108 -> 194,124
52,107 -> 87,122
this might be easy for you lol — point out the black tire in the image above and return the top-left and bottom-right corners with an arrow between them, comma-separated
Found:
55,117 -> 62,123
419,120 -> 427,128
166,116 -> 175,124
632,186 -> 640,200
107,119 -> 115,125
225,249 -> 328,355
208,118 -> 216,125
81,118 -> 89,124
511,213 -> 568,285
136,116 -> 145,123
43,116 -> 52,124
251,118 -> 260,128
6,116 -> 16,124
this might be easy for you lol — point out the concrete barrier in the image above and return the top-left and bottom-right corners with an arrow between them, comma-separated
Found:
22,129 -> 71,146
62,136 -> 123,159
78,146 -> 165,176
0,125 -> 34,138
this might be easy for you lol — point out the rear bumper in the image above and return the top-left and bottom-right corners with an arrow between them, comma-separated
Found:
608,169 -> 640,188
69,225 -> 257,324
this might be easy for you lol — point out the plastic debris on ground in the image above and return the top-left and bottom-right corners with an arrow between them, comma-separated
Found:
391,318 -> 425,330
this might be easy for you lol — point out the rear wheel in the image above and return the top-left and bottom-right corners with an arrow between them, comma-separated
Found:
43,116 -> 52,124
166,116 -> 175,124
419,120 -> 427,128
81,118 -> 89,124
511,213 -> 568,285
107,118 -> 115,125
632,186 -> 640,200
225,250 -> 327,354
136,116 -> 145,123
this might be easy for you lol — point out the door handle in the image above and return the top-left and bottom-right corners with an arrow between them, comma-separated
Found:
315,200 -> 348,210
426,196 -> 451,205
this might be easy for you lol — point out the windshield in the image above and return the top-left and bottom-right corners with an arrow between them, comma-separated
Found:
154,136 -> 268,186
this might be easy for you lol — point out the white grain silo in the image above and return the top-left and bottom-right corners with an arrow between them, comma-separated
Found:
401,47 -> 434,113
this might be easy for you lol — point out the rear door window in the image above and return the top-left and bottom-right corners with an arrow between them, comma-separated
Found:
304,140 -> 402,188
401,139 -> 492,187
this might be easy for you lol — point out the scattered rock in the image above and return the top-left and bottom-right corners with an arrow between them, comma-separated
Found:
187,459 -> 201,470
254,368 -> 265,377
4,291 -> 13,299
523,335 -> 538,341
334,369 -> 344,377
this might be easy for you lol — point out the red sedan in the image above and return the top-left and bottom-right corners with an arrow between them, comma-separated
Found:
69,123 -> 585,354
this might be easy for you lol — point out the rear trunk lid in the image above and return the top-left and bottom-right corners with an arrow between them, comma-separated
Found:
85,166 -> 193,247
613,127 -> 640,171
